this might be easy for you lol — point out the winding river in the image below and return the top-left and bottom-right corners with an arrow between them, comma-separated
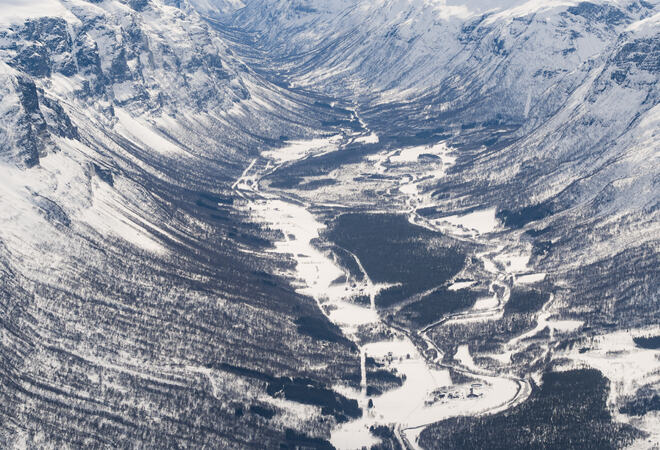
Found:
232,128 -> 532,449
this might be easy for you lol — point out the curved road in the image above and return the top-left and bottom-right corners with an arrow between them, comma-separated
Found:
231,130 -> 533,450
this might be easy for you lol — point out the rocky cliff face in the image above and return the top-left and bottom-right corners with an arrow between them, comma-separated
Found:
0,1 -> 364,448
221,0 -> 659,271
0,0 -> 658,448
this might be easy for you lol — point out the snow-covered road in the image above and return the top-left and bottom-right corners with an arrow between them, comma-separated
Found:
231,127 -> 533,449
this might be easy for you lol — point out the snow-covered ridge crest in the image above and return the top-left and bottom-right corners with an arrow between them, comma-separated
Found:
627,9 -> 660,35
0,0 -> 264,167
187,0 -> 245,16
0,0 -> 76,26
231,0 -> 657,103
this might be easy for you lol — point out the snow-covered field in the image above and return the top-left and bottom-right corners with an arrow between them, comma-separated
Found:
2,0 -> 658,447
261,135 -> 343,163
250,197 -> 380,335
235,134 -> 535,449
440,208 -> 499,235
516,273 -> 547,284
332,338 -> 524,450
559,328 -> 660,405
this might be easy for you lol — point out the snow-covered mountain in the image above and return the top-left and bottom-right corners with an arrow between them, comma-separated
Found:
230,0 -> 655,107
222,0 -> 659,282
0,0 -> 658,448
0,1 -> 364,448
219,1 -> 659,446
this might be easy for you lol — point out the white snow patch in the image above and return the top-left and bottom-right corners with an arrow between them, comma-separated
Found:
389,142 -> 455,165
0,0 -> 77,25
455,344 -> 478,371
441,208 -> 499,235
516,273 -> 546,284
114,109 -> 186,155
547,319 -> 583,333
79,180 -> 166,254
327,300 -> 379,329
354,132 -> 379,144
489,350 -> 514,365
262,135 -> 342,163
473,294 -> 499,311
399,182 -> 418,195
448,280 -> 477,291
627,411 -> 660,449
482,258 -> 499,273
495,252 -> 531,273
561,328 -> 660,406
627,11 -> 660,37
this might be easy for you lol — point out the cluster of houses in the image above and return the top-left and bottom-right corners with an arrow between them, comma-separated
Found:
425,383 -> 484,406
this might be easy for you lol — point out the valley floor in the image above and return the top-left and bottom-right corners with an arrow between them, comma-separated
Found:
230,119 -> 659,449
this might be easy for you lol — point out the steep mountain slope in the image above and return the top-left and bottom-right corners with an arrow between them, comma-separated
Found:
230,0 -> 654,102
219,0 -> 658,297
210,1 -> 659,446
0,1 -> 365,448
220,0 -> 659,276
1,0 -> 658,448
